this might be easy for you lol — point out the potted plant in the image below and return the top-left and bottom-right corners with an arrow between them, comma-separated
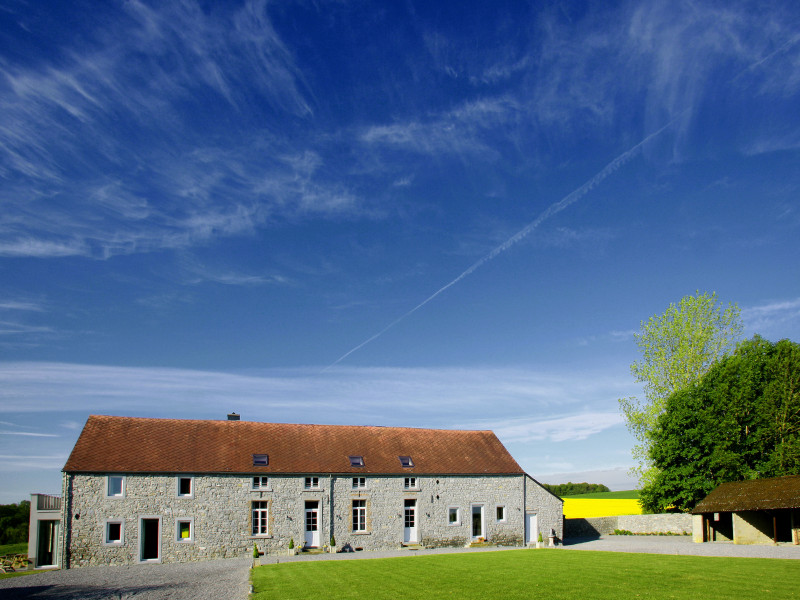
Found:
288,538 -> 295,556
330,535 -> 336,553
252,543 -> 260,567
536,532 -> 544,549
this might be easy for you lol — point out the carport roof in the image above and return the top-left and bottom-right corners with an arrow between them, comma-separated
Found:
692,474 -> 800,514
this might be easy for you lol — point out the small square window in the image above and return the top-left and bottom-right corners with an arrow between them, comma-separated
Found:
448,507 -> 460,526
177,477 -> 193,498
404,477 -> 417,489
252,476 -> 269,490
305,476 -> 320,489
104,520 -> 124,545
398,456 -> 414,468
107,475 -> 125,498
352,477 -> 366,489
496,505 -> 506,522
176,519 -> 194,542
349,455 -> 365,467
253,454 -> 269,466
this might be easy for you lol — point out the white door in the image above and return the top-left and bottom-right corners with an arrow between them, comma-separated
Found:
304,504 -> 320,547
525,513 -> 538,545
471,505 -> 484,540
403,499 -> 417,543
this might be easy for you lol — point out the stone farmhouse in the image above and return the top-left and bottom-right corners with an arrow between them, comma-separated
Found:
57,414 -> 563,567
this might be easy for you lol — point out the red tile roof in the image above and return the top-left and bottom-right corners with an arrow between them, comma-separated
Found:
692,474 -> 800,513
63,415 -> 524,475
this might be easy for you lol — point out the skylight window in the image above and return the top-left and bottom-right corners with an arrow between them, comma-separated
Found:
252,454 -> 269,466
349,456 -> 365,467
398,456 -> 414,468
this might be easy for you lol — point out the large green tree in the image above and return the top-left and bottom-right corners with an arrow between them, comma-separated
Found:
619,292 -> 742,488
640,336 -> 800,513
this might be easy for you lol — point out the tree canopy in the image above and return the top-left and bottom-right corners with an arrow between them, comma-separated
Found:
541,482 -> 610,497
640,336 -> 800,513
0,500 -> 30,545
619,291 -> 742,487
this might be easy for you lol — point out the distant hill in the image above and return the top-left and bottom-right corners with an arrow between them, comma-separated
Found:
542,482 -> 610,497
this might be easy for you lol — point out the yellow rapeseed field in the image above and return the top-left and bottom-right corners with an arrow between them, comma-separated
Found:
562,498 -> 642,518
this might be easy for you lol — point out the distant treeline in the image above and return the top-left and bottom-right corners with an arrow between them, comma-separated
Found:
542,482 -> 610,497
0,500 -> 29,545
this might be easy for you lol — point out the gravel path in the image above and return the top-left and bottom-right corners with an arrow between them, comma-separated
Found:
2,537 -> 797,599
0,557 -> 251,600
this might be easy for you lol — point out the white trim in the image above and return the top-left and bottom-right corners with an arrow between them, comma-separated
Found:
251,476 -> 271,491
447,506 -> 461,526
106,475 -> 126,498
352,476 -> 367,489
175,517 -> 195,543
252,500 -> 269,536
403,477 -> 418,490
176,476 -> 194,499
138,516 -> 162,563
352,499 -> 367,532
103,518 -> 125,546
470,504 -> 485,540
495,504 -> 506,523
304,476 -> 320,490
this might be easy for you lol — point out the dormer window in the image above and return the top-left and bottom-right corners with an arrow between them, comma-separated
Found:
398,456 -> 414,468
349,456 -> 365,467
252,454 -> 269,466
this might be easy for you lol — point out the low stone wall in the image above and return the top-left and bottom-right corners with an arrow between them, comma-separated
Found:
565,513 -> 692,538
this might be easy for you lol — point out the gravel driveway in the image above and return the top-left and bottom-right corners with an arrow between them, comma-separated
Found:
0,557 -> 251,600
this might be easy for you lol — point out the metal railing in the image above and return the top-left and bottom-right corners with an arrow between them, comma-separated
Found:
36,494 -> 62,511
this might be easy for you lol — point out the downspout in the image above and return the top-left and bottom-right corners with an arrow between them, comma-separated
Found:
522,473 -> 526,545
329,474 -> 334,547
60,472 -> 71,570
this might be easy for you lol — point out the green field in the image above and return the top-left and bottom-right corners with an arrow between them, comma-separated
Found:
0,542 -> 27,556
251,549 -> 797,600
561,489 -> 640,499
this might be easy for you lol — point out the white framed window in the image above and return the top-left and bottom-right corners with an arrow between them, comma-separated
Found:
252,501 -> 269,536
106,475 -> 125,498
404,477 -> 417,490
352,477 -> 366,489
176,518 -> 194,543
496,505 -> 506,522
352,499 -> 367,532
177,476 -> 194,498
304,476 -> 320,489
448,507 -> 461,526
103,519 -> 125,545
252,476 -> 269,490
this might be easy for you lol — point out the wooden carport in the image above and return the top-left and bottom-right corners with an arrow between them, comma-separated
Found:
691,474 -> 800,545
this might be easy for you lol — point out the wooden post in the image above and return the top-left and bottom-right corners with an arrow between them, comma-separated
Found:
773,515 -> 778,544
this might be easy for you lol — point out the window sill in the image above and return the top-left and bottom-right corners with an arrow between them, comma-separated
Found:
249,535 -> 274,539
251,489 -> 273,493
351,531 -> 371,535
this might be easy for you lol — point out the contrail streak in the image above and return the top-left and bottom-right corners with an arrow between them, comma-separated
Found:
324,112 -> 688,371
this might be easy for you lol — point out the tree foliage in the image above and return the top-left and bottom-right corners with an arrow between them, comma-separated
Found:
640,336 -> 800,513
542,482 -> 610,497
0,500 -> 30,545
619,291 -> 742,487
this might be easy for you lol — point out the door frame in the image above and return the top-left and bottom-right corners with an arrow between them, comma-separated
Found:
403,498 -> 418,543
304,501 -> 321,548
471,504 -> 485,540
525,512 -> 538,545
138,516 -> 162,563
36,520 -> 59,567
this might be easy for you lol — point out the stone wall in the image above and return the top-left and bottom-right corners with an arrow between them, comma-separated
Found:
564,513 -> 692,537
62,471 -> 563,567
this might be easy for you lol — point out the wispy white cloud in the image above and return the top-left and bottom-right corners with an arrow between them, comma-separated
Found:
742,297 -> 800,335
472,412 -> 624,444
0,301 -> 45,312
0,431 -> 58,437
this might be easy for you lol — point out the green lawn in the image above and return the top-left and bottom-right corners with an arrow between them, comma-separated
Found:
0,542 -> 27,555
251,549 -> 798,600
561,489 -> 640,499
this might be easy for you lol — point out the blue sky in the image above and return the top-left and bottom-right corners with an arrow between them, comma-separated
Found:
2,0 -> 800,503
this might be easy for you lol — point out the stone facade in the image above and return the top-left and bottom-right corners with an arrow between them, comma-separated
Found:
564,513 -> 692,538
61,471 -> 562,567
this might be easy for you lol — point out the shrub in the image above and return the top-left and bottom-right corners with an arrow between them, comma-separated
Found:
253,543 -> 259,558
